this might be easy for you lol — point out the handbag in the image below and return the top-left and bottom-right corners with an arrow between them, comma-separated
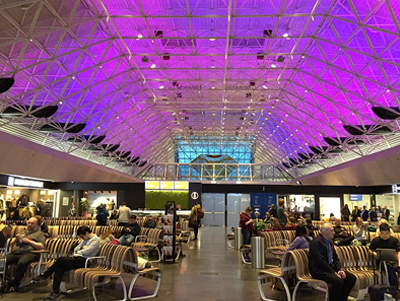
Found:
189,219 -> 198,228
110,238 -> 120,245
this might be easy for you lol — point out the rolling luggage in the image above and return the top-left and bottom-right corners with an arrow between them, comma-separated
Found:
369,249 -> 397,301
368,284 -> 396,301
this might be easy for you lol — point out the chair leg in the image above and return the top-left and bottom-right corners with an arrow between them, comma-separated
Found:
128,270 -> 162,300
257,274 -> 291,301
92,276 -> 126,301
292,281 -> 305,301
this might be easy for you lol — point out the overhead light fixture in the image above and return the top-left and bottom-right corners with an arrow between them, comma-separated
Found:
271,64 -> 277,68
159,86 -> 164,89
137,34 -> 143,39
209,38 -> 216,41
150,64 -> 156,68
283,33 -> 289,38
262,85 -> 268,89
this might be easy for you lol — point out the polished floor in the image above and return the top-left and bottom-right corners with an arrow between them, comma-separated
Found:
1,227 -> 363,300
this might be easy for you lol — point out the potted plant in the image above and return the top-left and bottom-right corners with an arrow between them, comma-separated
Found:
80,198 -> 88,216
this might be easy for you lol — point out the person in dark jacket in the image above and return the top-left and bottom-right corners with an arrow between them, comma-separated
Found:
340,204 -> 350,221
309,223 -> 356,301
119,215 -> 141,246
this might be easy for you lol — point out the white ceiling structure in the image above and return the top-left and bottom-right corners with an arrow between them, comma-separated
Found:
1,0 -> 400,184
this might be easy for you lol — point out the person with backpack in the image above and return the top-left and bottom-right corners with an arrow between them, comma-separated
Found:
189,202 -> 202,241
96,203 -> 109,226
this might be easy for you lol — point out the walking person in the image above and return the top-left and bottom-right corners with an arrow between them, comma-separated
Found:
117,202 -> 131,226
239,206 -> 254,246
277,198 -> 289,230
309,223 -> 356,301
189,201 -> 201,241
32,226 -> 100,300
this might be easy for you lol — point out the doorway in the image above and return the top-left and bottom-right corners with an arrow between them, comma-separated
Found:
319,197 -> 341,220
227,193 -> 250,228
202,193 -> 225,226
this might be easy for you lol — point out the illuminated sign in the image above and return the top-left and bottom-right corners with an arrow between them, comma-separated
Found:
8,177 -> 44,188
145,181 -> 160,190
160,181 -> 174,189
145,181 -> 189,190
174,181 -> 189,190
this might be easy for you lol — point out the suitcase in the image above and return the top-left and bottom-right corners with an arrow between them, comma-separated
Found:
369,251 -> 398,301
368,284 -> 396,301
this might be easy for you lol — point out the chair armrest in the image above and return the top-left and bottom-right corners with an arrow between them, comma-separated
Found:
85,256 -> 106,268
135,235 -> 147,243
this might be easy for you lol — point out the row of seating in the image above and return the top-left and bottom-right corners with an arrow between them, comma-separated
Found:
258,246 -> 377,301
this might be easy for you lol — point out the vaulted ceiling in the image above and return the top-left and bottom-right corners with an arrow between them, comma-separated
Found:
1,0 -> 400,183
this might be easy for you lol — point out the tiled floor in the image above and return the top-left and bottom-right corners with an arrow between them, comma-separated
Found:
1,227 -> 361,300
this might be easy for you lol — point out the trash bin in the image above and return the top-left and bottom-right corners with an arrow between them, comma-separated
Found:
234,227 -> 242,250
251,236 -> 265,269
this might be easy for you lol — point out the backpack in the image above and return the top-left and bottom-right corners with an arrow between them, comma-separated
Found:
197,209 -> 204,219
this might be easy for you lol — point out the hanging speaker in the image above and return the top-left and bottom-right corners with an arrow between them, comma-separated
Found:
0,78 -> 15,93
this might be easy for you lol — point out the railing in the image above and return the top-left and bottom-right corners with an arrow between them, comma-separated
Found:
137,162 -> 293,182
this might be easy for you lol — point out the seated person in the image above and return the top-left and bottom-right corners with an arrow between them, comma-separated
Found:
5,217 -> 45,292
119,215 -> 141,246
32,226 -> 100,301
36,215 -> 51,238
353,217 -> 368,245
263,211 -> 271,223
333,218 -> 354,246
329,213 -> 336,222
369,223 -> 400,288
110,209 -> 119,220
144,216 -> 156,228
287,224 -> 312,251
376,218 -> 394,237
305,217 -> 318,238
284,216 -> 297,230
269,217 -> 282,231
99,229 -> 116,244
309,223 -> 356,301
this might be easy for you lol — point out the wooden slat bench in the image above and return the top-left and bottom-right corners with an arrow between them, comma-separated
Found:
257,251 -> 296,301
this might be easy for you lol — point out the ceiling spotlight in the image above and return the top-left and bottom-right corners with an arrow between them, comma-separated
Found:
159,86 -> 164,89
59,101 -> 63,104
262,85 -> 268,89
283,33 -> 289,38
137,34 -> 143,39
72,76 -> 76,79
386,89 -> 390,93
150,64 -> 156,68
210,66 -> 215,68
271,64 -> 277,68
29,39 -> 33,42
209,38 -> 216,41
211,86 -> 215,89
301,55 -> 305,58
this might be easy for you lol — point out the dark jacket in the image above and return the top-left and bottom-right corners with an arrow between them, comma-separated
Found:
309,234 -> 341,276
121,222 -> 141,237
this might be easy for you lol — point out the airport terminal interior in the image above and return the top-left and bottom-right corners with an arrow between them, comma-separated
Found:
1,0 -> 400,300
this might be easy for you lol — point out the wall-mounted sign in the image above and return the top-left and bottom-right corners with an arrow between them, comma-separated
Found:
8,176 -> 44,188
145,181 -> 160,190
392,184 -> 398,194
62,197 -> 69,206
160,181 -> 174,190
191,192 -> 199,200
